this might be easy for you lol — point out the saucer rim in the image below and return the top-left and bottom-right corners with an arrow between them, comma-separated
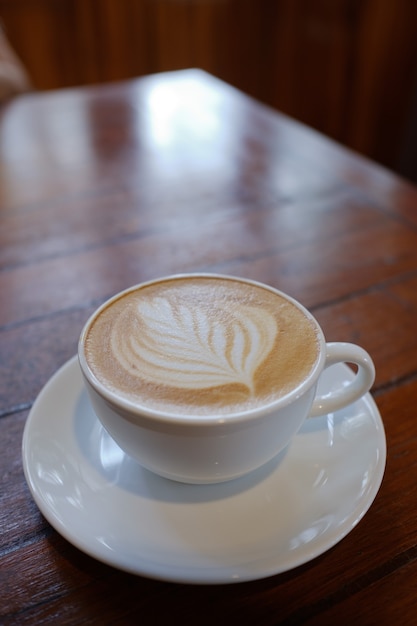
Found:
22,356 -> 386,585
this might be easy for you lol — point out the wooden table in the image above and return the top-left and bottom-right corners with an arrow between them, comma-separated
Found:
1,69 -> 417,625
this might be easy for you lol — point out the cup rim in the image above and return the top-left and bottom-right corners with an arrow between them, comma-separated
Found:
78,273 -> 326,426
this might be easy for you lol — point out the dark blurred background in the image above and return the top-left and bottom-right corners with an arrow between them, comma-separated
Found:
2,0 -> 417,181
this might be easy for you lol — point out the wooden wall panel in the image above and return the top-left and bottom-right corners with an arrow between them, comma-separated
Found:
348,0 -> 417,164
238,0 -> 354,139
72,0 -> 152,84
0,0 -> 79,87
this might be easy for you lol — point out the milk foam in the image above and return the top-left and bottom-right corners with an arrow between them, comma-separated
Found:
84,277 -> 320,415
112,298 -> 278,393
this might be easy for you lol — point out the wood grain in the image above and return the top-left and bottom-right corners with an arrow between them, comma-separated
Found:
2,69 -> 417,625
1,0 -> 417,178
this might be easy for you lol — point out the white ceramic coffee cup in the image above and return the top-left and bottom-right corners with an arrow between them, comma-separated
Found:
78,274 -> 375,484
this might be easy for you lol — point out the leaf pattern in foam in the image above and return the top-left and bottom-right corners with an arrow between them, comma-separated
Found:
112,296 -> 278,393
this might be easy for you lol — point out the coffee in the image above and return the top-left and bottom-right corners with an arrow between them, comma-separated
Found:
84,276 -> 320,416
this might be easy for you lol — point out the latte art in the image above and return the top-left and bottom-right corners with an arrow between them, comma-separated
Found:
112,298 -> 278,394
84,276 -> 320,415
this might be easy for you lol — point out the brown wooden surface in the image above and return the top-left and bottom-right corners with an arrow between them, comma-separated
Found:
1,69 -> 417,624
1,0 -> 417,178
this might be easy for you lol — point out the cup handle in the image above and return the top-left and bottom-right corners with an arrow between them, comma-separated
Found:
309,342 -> 375,417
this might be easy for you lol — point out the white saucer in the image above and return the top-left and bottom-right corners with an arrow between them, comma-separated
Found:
22,356 -> 386,585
